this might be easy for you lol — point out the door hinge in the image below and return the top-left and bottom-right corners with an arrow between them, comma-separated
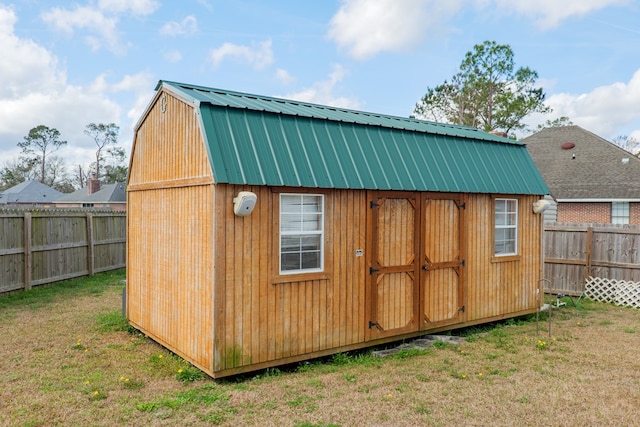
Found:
459,305 -> 465,313
369,321 -> 382,330
370,200 -> 380,208
460,202 -> 466,209
458,259 -> 465,267
369,267 -> 379,275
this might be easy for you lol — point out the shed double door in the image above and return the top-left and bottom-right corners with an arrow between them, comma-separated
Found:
367,191 -> 466,339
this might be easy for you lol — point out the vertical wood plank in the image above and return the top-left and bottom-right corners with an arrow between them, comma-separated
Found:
86,213 -> 94,276
585,226 -> 593,280
23,212 -> 32,291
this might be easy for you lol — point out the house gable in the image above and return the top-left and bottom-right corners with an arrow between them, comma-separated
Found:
128,90 -> 214,189
524,125 -> 640,201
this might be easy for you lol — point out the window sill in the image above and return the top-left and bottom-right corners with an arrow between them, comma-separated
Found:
272,272 -> 331,284
491,255 -> 521,263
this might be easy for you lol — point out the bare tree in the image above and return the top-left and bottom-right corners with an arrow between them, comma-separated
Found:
84,123 -> 119,181
612,135 -> 640,155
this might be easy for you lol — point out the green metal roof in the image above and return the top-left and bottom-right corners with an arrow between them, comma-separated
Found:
158,80 -> 549,195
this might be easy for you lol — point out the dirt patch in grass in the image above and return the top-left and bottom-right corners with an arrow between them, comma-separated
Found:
1,272 -> 640,426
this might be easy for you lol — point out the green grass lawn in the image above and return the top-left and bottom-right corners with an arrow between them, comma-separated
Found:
1,270 -> 639,426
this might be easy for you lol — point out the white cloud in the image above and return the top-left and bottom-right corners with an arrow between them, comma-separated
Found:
163,49 -> 183,63
98,0 -> 160,15
281,64 -> 359,109
536,69 -> 640,138
275,68 -> 295,85
40,0 -> 160,54
0,5 -> 147,167
160,16 -> 198,37
209,39 -> 274,70
494,0 -> 630,29
327,0 -> 632,59
197,0 -> 214,12
41,6 -> 124,54
0,6 -> 65,99
328,0 -> 463,60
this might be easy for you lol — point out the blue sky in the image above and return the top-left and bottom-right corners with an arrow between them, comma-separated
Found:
1,0 -> 640,169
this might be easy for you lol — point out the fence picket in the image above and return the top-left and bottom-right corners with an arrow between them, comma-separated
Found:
0,209 -> 125,294
543,222 -> 640,294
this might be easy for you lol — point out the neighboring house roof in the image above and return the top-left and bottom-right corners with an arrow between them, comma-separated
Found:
0,180 -> 63,204
523,126 -> 640,201
151,80 -> 549,196
55,182 -> 126,204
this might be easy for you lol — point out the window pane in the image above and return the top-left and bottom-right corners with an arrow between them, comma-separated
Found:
301,251 -> 321,270
495,212 -> 507,226
281,252 -> 300,271
612,202 -> 629,225
280,194 -> 324,274
302,213 -> 320,231
281,214 -> 302,232
495,198 -> 518,256
300,235 -> 320,251
281,195 -> 301,213
281,235 -> 301,252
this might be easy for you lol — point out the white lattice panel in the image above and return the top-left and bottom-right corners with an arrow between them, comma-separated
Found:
585,277 -> 640,309
614,281 -> 640,309
585,277 -> 616,303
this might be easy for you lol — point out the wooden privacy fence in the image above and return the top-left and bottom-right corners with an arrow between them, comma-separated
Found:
544,223 -> 640,295
0,209 -> 126,294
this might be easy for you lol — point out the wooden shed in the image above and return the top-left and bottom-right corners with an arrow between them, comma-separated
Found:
126,81 -> 550,378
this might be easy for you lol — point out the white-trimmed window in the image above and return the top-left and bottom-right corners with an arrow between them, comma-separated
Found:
611,202 -> 629,224
280,194 -> 324,274
495,198 -> 518,256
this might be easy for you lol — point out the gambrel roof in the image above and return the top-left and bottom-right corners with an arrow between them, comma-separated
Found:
151,80 -> 549,195
523,126 -> 640,201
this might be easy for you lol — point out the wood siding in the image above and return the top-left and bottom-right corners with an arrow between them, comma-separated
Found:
213,185 -> 367,373
465,194 -> 542,321
127,90 -> 215,371
211,189 -> 542,376
127,185 -> 214,370
128,91 -> 212,188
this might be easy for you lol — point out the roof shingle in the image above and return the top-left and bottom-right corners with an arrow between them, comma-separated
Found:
523,126 -> 640,200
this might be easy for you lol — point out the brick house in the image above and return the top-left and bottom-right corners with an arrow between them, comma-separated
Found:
523,126 -> 640,224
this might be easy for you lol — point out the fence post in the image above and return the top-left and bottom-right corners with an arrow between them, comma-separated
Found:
23,212 -> 32,290
86,212 -> 94,276
585,226 -> 593,281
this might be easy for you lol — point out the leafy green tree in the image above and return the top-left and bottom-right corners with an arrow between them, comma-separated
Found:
0,158 -> 38,191
414,41 -> 551,135
84,123 -> 119,181
18,125 -> 67,183
102,146 -> 129,184
0,155 -> 73,192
